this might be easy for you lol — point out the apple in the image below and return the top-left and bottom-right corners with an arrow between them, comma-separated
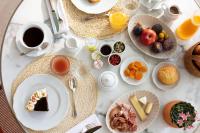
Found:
140,28 -> 157,46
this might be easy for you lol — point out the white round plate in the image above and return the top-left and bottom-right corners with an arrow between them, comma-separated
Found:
106,90 -> 160,133
16,23 -> 53,57
152,62 -> 180,91
71,0 -> 118,14
128,15 -> 178,59
120,57 -> 149,85
13,74 -> 69,131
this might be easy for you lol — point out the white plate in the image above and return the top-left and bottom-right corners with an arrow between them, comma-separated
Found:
152,62 -> 180,91
128,15 -> 178,59
106,90 -> 160,133
71,0 -> 118,14
120,57 -> 149,85
13,74 -> 69,131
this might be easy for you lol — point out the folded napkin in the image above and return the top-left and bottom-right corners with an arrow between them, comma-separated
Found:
67,114 -> 102,133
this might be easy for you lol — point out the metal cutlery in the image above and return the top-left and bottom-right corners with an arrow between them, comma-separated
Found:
68,76 -> 78,117
20,42 -> 49,56
49,0 -> 60,32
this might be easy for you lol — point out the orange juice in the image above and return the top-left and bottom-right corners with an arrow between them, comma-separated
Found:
176,15 -> 200,40
109,12 -> 128,31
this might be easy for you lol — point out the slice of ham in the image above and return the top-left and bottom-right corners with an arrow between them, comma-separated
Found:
109,103 -> 137,132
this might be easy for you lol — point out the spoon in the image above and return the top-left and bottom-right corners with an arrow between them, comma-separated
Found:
20,42 -> 49,56
68,76 -> 78,117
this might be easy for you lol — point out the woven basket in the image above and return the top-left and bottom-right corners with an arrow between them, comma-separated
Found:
184,42 -> 200,77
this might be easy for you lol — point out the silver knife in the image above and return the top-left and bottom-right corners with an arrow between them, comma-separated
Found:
49,0 -> 59,32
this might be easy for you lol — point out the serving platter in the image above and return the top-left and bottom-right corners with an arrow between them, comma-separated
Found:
13,74 -> 69,131
106,90 -> 160,133
128,15 -> 178,59
71,0 -> 118,14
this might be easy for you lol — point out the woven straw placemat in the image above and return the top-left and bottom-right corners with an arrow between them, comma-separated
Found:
11,55 -> 98,133
62,0 -> 138,39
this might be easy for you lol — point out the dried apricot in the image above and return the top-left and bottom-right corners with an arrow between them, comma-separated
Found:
139,66 -> 148,72
124,69 -> 130,77
134,61 -> 143,68
128,63 -> 135,70
135,71 -> 143,80
129,70 -> 136,79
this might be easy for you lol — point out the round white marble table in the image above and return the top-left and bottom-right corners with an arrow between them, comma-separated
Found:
1,0 -> 200,133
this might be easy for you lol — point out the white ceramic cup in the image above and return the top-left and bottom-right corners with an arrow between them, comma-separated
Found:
162,4 -> 182,20
16,22 -> 52,52
140,0 -> 163,11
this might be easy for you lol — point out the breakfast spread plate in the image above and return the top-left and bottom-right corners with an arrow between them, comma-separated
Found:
13,74 -> 69,131
71,0 -> 118,14
128,15 -> 178,59
152,62 -> 180,91
106,90 -> 160,133
120,57 -> 149,85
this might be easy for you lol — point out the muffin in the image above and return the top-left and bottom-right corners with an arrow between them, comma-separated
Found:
157,65 -> 179,85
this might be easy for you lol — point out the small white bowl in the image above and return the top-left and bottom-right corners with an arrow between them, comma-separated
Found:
108,53 -> 122,67
64,37 -> 79,53
120,57 -> 149,86
152,62 -> 180,91
99,44 -> 113,57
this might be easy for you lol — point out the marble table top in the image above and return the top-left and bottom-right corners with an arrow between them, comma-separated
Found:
1,0 -> 200,133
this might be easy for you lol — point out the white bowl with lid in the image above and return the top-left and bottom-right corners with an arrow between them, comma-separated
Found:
98,71 -> 118,91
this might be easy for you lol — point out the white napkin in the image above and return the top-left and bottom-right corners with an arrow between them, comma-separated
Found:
67,114 -> 102,133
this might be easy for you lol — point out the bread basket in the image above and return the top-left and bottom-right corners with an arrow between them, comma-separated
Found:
184,42 -> 200,77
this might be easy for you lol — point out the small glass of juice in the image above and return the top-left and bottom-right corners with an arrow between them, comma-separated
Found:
109,12 -> 129,31
176,10 -> 200,40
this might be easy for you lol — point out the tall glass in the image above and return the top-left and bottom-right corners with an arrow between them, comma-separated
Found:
176,11 -> 200,40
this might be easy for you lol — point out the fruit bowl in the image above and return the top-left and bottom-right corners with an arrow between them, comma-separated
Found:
128,15 -> 178,59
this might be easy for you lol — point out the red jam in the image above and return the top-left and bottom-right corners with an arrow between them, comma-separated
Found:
109,54 -> 121,66
50,55 -> 70,75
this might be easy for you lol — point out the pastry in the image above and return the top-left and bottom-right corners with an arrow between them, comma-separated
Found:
157,65 -> 179,85
26,89 -> 49,112
88,0 -> 100,3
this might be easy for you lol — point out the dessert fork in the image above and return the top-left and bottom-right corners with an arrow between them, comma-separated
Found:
68,76 -> 78,117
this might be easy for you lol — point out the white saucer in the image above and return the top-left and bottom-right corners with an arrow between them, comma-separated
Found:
120,57 -> 149,86
16,23 -> 54,57
152,62 -> 180,91
13,74 -> 69,131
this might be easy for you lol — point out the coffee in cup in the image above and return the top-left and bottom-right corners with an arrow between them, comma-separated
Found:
23,27 -> 44,48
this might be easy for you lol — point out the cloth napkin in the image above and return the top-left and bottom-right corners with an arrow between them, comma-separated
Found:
67,114 -> 102,133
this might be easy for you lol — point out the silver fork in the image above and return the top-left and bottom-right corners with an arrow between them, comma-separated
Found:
68,76 -> 78,117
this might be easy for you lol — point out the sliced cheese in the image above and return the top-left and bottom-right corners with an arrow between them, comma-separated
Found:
130,96 -> 147,121
139,96 -> 147,105
145,102 -> 153,114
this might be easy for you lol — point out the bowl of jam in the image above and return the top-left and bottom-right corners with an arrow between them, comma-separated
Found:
108,54 -> 121,66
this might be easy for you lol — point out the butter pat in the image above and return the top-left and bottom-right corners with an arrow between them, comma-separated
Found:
130,96 -> 147,121
145,102 -> 153,114
139,96 -> 147,105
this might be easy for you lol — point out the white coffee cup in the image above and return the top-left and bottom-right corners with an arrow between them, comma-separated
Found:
140,0 -> 163,11
162,4 -> 182,20
16,22 -> 52,52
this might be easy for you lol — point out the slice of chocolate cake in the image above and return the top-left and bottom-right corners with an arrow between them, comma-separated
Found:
26,89 -> 49,112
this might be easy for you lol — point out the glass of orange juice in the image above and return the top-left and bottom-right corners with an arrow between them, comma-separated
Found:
109,12 -> 129,31
176,10 -> 200,40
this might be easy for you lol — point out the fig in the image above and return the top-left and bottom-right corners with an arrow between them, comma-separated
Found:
152,24 -> 163,34
151,42 -> 163,53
